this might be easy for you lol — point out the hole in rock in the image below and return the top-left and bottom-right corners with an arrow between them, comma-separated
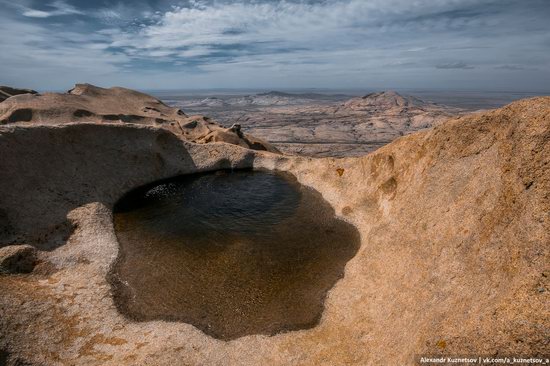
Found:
110,169 -> 361,340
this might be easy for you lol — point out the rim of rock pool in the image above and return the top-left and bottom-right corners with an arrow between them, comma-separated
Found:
108,168 -> 361,341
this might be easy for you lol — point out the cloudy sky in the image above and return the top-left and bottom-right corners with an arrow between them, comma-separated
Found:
1,0 -> 549,91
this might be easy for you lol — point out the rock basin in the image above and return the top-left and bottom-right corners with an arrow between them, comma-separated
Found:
110,169 -> 361,340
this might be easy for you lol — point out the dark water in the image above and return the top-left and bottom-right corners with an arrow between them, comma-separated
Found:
110,170 -> 360,340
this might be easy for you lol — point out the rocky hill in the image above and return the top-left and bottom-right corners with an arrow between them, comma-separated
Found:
343,90 -> 428,110
337,90 -> 462,129
0,94 -> 548,365
0,84 -> 278,153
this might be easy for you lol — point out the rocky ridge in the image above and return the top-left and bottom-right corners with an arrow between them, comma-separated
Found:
0,83 -> 277,153
178,91 -> 345,109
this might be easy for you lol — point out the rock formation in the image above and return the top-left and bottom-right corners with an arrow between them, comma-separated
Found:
0,86 -> 548,365
0,83 -> 278,153
0,86 -> 38,102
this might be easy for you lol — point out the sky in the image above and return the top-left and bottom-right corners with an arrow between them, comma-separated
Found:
0,0 -> 549,91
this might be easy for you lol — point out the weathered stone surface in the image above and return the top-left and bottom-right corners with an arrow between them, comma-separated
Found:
0,97 -> 548,365
0,123 -> 258,245
0,244 -> 36,273
0,86 -> 38,103
0,84 -> 278,153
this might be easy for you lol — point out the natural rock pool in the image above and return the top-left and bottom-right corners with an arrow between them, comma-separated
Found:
110,169 -> 360,340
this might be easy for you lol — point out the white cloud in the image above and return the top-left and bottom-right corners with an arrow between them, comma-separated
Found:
22,0 -> 83,18
22,10 -> 52,18
0,0 -> 549,90
110,0 -> 402,53
0,16 -> 129,89
105,0 -> 520,68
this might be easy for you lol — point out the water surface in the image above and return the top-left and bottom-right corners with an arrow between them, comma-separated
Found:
111,169 -> 360,340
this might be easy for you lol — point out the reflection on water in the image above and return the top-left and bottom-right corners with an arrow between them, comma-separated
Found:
110,169 -> 360,340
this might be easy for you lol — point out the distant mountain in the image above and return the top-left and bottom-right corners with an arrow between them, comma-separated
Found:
336,90 -> 464,131
179,90 -> 459,110
257,91 -> 293,97
178,91 -> 351,108
257,91 -> 350,100
343,91 -> 433,110
182,97 -> 229,108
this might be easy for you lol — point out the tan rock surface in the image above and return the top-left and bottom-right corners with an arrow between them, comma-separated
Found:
0,83 -> 278,153
0,97 -> 548,365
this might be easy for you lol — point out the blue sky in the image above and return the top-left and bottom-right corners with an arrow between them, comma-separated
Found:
1,0 -> 549,91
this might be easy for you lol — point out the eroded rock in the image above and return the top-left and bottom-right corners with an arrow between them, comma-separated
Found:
0,244 -> 36,274
0,83 -> 277,153
0,86 -> 38,103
